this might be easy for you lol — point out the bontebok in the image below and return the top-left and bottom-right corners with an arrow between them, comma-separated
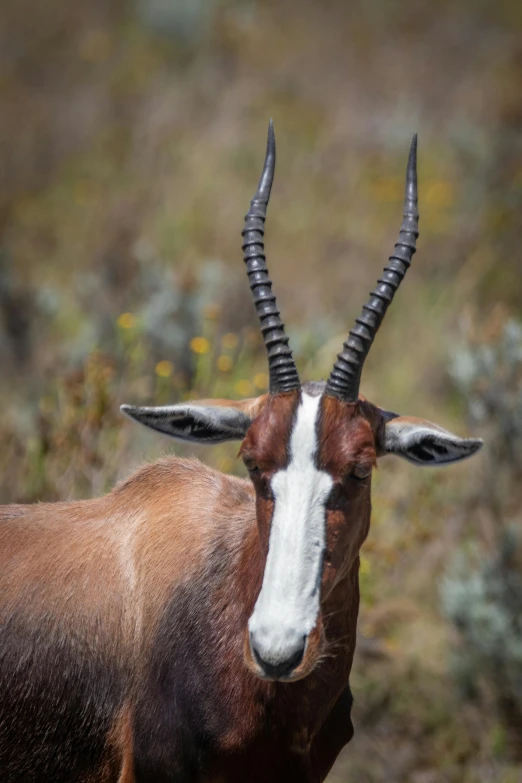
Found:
0,122 -> 482,782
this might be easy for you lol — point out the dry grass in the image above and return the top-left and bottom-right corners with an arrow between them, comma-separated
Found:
0,0 -> 521,779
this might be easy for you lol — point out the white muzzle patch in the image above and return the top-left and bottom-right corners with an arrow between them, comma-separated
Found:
248,392 -> 333,668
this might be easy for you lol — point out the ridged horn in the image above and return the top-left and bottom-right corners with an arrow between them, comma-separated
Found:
241,120 -> 300,394
325,134 -> 419,402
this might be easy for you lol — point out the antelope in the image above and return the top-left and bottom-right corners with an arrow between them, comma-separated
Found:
0,122 -> 482,783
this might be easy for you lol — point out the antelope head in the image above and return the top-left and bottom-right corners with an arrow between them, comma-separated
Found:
122,122 -> 482,682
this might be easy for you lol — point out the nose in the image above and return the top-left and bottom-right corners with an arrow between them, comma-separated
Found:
250,632 -> 307,680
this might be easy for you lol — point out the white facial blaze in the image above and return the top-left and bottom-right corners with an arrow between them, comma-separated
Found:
248,392 -> 333,665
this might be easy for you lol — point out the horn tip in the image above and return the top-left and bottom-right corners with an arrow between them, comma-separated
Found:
408,133 -> 417,166
406,133 -> 418,197
267,118 -> 275,155
252,118 -> 276,203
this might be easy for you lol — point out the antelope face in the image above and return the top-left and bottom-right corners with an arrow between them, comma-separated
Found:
122,121 -> 483,682
240,384 -> 375,682
239,386 -> 481,683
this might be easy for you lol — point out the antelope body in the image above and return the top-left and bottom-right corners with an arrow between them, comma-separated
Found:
0,124 -> 482,782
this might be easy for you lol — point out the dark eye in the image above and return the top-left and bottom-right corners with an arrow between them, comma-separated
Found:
351,464 -> 372,481
326,484 -> 345,511
243,459 -> 274,499
243,457 -> 260,475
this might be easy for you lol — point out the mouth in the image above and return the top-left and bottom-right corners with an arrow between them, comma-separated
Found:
242,627 -> 323,682
251,642 -> 305,681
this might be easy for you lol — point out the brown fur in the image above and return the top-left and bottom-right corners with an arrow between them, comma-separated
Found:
0,392 -> 389,782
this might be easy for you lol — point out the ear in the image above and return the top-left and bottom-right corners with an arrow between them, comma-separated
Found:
381,415 -> 483,466
121,396 -> 267,444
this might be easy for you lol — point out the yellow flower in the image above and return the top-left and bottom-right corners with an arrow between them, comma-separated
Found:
235,379 -> 253,397
190,336 -> 210,355
253,372 -> 268,390
216,355 -> 233,372
155,360 -> 174,378
117,312 -> 136,330
221,332 -> 239,351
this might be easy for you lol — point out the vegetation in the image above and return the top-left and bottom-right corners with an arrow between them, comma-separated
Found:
442,320 -> 522,759
1,0 -> 521,780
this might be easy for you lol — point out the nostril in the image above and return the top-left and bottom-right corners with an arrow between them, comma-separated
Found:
250,635 -> 306,679
281,643 -> 305,671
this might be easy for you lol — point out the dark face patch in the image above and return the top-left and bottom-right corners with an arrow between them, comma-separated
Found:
240,392 -> 300,472
240,391 -> 300,551
316,396 -> 378,591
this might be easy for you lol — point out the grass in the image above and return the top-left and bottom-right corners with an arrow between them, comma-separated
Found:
1,0 -> 521,779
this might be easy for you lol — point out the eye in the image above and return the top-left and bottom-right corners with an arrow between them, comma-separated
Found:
243,456 -> 260,475
243,458 -> 274,499
326,484 -> 345,511
351,463 -> 372,481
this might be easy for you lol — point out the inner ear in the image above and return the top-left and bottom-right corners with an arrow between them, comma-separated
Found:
381,414 -> 483,467
121,396 -> 267,445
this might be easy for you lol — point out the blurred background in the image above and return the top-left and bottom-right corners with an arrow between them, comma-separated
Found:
1,0 -> 521,780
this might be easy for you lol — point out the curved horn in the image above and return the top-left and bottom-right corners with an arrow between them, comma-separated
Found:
241,120 -> 300,394
325,134 -> 419,402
